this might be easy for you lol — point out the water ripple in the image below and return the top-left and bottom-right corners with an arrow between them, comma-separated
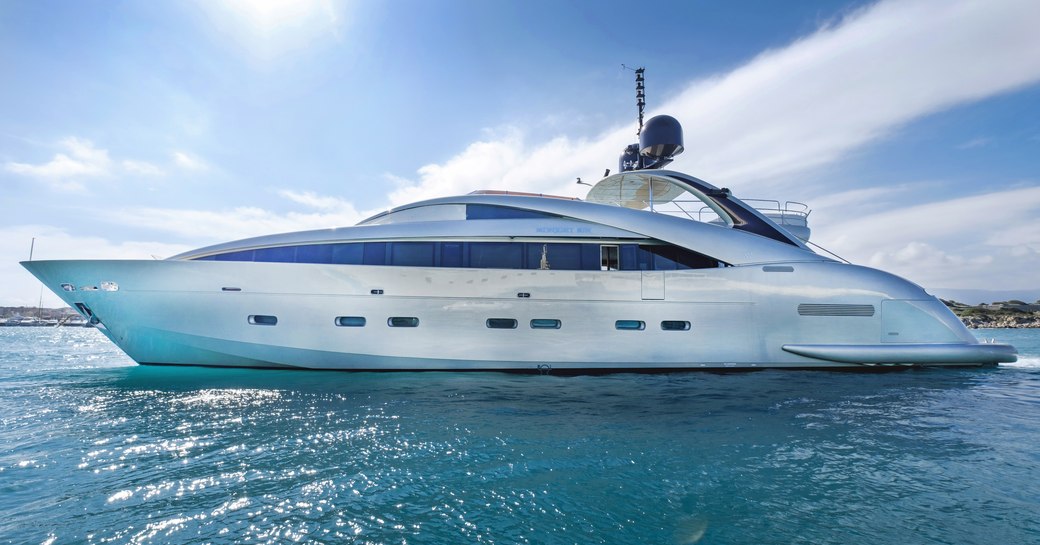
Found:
1,328 -> 1038,544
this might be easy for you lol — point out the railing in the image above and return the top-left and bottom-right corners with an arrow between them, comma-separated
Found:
644,198 -> 810,225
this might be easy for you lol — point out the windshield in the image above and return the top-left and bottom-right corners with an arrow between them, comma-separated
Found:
584,172 -> 734,227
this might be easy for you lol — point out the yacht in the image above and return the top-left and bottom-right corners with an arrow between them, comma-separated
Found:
21,115 -> 1016,371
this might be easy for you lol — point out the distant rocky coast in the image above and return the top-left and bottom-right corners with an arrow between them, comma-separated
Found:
943,300 -> 1040,329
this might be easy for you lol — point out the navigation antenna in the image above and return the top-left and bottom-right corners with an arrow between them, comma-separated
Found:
616,65 -> 684,173
622,65 -> 646,136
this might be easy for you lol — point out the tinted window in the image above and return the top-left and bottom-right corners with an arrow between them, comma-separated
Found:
637,245 -> 721,270
466,204 -> 558,220
440,242 -> 463,267
669,247 -> 721,269
215,249 -> 254,262
581,244 -> 601,270
526,243 -> 584,270
661,320 -> 691,331
363,242 -> 387,265
615,320 -> 645,331
470,242 -> 523,269
254,246 -> 296,263
620,245 -> 639,270
391,242 -> 435,266
296,244 -> 334,264
331,243 -> 364,265
530,319 -> 561,329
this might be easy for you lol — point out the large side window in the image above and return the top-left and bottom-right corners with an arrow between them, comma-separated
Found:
296,244 -> 334,264
638,245 -> 721,270
440,242 -> 464,267
469,242 -> 523,269
215,249 -> 255,261
363,242 -> 387,265
524,243 -> 585,270
254,246 -> 296,263
196,240 -> 723,270
331,243 -> 364,265
466,204 -> 559,220
391,242 -> 435,267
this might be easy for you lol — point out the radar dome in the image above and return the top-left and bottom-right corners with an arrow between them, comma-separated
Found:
618,143 -> 641,172
639,115 -> 684,160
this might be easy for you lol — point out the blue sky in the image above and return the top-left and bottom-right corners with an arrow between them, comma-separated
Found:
2,0 -> 1039,306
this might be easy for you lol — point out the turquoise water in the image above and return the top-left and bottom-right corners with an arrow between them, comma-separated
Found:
1,328 -> 1038,544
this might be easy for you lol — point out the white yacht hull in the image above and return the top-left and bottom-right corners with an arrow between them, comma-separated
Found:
23,259 -> 1016,371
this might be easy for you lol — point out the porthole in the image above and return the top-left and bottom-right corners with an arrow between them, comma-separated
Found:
615,320 -> 645,331
661,320 -> 691,331
530,319 -> 561,329
388,317 -> 419,327
486,318 -> 518,329
248,315 -> 278,326
335,316 -> 366,327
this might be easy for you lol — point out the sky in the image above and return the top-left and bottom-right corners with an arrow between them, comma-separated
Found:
2,0 -> 1039,307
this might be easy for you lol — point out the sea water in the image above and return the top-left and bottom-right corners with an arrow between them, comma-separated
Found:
1,327 -> 1037,545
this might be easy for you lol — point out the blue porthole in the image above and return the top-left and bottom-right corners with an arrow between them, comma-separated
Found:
388,317 -> 419,328
615,320 -> 645,331
335,316 -> 366,327
486,318 -> 518,329
248,315 -> 278,326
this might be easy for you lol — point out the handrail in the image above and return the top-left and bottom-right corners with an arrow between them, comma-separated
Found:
695,200 -> 811,223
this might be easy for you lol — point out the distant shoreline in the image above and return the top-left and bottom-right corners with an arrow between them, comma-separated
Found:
943,299 -> 1040,329
959,316 -> 1040,329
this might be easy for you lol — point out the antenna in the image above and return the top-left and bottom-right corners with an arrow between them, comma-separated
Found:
622,65 -> 646,136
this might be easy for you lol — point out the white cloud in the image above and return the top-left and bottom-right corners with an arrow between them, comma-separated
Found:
957,138 -> 992,150
659,0 -> 1040,190
114,198 -> 369,243
375,0 -> 1040,292
385,127 -> 623,207
172,151 -> 208,171
279,189 -> 354,211
4,137 -> 113,190
7,0 -> 1040,305
4,138 -> 184,188
388,0 -> 1040,204
814,185 -> 1040,288
121,159 -> 165,176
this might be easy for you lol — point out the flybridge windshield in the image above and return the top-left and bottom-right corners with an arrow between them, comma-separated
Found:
584,172 -> 734,226
585,171 -> 808,247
